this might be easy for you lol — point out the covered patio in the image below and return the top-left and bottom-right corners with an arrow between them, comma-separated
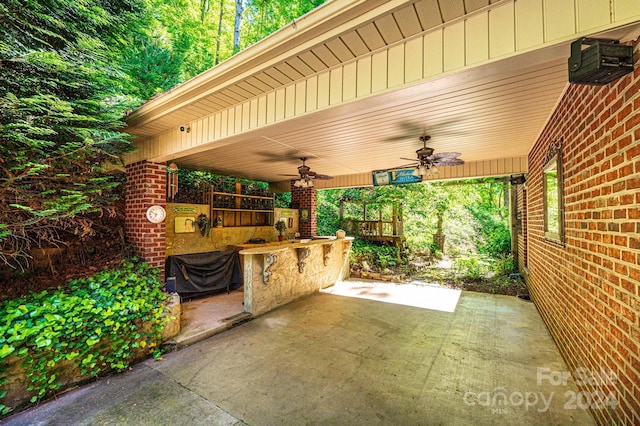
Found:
3,285 -> 595,425
120,1 -> 640,424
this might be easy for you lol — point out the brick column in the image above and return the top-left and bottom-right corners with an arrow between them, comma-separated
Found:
125,161 -> 166,278
291,184 -> 317,238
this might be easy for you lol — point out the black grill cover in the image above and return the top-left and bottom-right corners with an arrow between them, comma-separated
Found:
165,250 -> 242,296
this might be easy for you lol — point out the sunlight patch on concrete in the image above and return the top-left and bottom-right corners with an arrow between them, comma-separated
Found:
322,280 -> 461,313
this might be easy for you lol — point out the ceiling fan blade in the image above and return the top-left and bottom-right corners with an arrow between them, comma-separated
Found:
383,122 -> 424,141
257,150 -> 303,162
399,157 -> 416,161
433,159 -> 465,166
313,174 -> 333,180
385,135 -> 414,142
398,121 -> 424,134
386,119 -> 467,142
431,152 -> 462,159
278,174 -> 300,177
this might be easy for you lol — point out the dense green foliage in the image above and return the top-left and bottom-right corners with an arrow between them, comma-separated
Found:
462,180 -> 512,257
0,260 -> 168,415
120,0 -> 328,102
349,239 -> 401,270
243,0 -> 326,45
0,0 -> 143,267
317,179 -> 512,266
545,170 -> 559,233
1,0 -> 329,269
452,255 -> 515,281
118,0 -> 227,101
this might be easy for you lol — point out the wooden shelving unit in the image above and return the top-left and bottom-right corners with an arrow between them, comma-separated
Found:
203,182 -> 274,227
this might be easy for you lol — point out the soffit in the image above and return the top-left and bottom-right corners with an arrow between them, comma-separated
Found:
124,0 -> 640,186
126,0 -> 504,137
171,50 -> 568,183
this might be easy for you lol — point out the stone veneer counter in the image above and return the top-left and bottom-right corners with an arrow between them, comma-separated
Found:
230,237 -> 342,253
234,238 -> 352,316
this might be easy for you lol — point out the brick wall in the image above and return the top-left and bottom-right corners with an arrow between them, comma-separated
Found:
125,161 -> 167,277
291,184 -> 317,237
526,41 -> 639,425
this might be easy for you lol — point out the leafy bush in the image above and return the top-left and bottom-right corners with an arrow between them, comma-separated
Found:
452,256 -> 492,281
493,254 -> 516,276
316,191 -> 342,236
464,181 -> 512,259
476,220 -> 512,258
452,253 -> 515,282
350,239 -> 402,270
0,260 -> 169,415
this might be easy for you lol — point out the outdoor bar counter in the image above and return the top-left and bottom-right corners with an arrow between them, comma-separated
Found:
231,237 -> 353,316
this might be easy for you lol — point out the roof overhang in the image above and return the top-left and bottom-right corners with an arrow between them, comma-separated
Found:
124,0 -> 640,190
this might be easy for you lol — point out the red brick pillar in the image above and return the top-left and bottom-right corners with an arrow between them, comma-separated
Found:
125,161 -> 166,278
291,184 -> 317,238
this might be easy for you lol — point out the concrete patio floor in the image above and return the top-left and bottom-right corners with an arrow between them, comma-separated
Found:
4,282 -> 595,425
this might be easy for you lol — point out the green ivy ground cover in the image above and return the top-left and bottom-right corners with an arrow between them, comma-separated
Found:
0,259 -> 168,416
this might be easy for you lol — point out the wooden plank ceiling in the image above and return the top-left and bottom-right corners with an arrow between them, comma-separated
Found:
172,54 -> 567,184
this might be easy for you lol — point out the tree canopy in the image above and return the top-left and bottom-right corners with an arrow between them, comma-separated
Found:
317,179 -> 512,259
1,0 -> 329,268
0,0 -> 144,267
118,0 -> 327,102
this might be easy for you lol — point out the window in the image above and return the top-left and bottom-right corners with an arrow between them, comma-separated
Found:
543,153 -> 563,242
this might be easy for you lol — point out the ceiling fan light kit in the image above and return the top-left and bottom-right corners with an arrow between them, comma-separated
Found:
395,134 -> 464,180
413,164 -> 439,178
294,178 -> 314,188
283,157 -> 332,188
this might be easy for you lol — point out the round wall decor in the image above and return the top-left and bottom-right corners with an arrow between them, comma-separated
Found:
146,205 -> 166,223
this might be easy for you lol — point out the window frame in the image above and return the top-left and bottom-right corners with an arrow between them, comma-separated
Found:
542,153 -> 564,242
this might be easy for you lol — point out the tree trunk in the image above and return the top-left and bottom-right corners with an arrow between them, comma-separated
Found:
214,0 -> 225,65
233,0 -> 245,54
200,0 -> 209,23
